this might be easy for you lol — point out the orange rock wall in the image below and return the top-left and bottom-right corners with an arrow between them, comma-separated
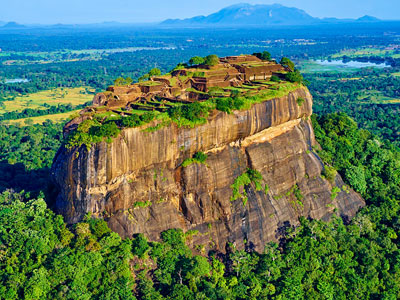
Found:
52,87 -> 364,252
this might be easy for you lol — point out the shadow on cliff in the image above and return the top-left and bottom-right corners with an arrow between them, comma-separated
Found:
276,220 -> 296,248
0,161 -> 58,202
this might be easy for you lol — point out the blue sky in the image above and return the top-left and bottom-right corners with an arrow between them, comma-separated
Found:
0,0 -> 398,24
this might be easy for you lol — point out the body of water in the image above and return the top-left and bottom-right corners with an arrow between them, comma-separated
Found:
4,78 -> 30,84
314,59 -> 389,69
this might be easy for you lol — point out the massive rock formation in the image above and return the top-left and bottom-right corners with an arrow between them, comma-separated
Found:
52,87 -> 365,252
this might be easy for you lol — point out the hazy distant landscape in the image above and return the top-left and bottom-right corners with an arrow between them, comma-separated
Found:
0,3 -> 387,28
1,20 -> 400,135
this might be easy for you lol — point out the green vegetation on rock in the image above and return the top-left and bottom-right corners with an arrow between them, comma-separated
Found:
296,97 -> 305,106
66,119 -> 121,150
133,200 -> 152,208
215,96 -> 244,113
231,168 -> 263,206
181,151 -> 208,167
167,101 -> 209,127
121,111 -> 156,128
292,184 -> 304,203
322,165 -> 337,183
270,75 -> 281,82
331,186 -> 341,200
286,70 -> 306,84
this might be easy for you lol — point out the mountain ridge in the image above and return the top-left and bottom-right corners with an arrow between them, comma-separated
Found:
357,15 -> 381,22
1,21 -> 26,28
161,3 -> 382,27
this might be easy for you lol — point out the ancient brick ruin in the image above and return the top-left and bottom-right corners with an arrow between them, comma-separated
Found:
93,55 -> 286,109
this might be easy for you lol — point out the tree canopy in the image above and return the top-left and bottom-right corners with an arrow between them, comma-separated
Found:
253,51 -> 272,61
204,55 -> 219,66
189,56 -> 205,66
280,57 -> 295,71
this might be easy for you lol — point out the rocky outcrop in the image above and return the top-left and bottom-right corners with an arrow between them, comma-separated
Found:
52,87 -> 365,252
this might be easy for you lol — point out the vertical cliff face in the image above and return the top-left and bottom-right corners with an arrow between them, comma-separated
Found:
52,87 -> 365,252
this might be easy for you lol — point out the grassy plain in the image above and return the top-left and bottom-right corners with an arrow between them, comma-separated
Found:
0,87 -> 95,114
4,109 -> 80,125
357,90 -> 400,104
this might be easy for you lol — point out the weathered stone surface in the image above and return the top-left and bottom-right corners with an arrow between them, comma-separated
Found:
52,87 -> 365,252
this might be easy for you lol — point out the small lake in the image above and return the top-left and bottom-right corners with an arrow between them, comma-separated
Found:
4,78 -> 30,84
305,59 -> 390,72
316,60 -> 389,68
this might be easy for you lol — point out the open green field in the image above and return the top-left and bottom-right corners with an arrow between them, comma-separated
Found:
3,109 -> 80,125
0,87 -> 95,114
357,90 -> 400,104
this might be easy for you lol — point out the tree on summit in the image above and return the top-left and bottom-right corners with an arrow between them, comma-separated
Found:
148,68 -> 161,77
285,70 -> 304,84
189,56 -> 205,66
280,57 -> 295,71
253,51 -> 272,61
138,68 -> 161,81
204,54 -> 219,66
114,77 -> 133,86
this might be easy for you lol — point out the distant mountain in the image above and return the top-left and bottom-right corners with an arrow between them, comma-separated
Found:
0,21 -> 143,30
162,3 -> 317,27
319,17 -> 354,23
161,3 -> 383,27
2,22 -> 26,28
357,15 -> 381,22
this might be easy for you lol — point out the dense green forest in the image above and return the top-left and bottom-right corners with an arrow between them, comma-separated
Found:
307,68 -> 400,147
1,113 -> 400,299
0,121 -> 63,196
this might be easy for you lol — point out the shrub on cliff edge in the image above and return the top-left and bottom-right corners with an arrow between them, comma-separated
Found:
66,119 -> 121,150
167,102 -> 208,125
